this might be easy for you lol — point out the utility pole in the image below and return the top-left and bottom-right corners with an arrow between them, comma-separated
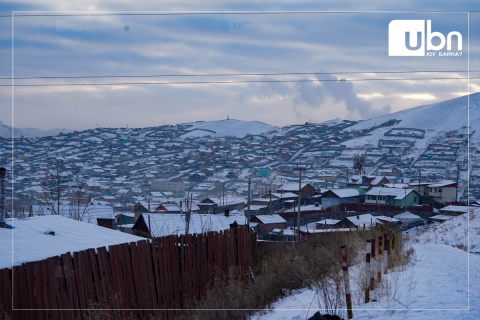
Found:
294,165 -> 306,243
247,178 -> 251,229
455,164 -> 459,204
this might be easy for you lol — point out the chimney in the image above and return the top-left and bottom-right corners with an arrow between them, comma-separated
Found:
0,168 -> 5,224
224,209 -> 230,217
357,215 -> 359,220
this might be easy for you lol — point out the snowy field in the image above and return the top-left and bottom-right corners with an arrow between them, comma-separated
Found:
254,208 -> 480,320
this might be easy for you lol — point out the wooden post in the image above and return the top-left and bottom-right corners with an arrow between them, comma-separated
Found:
365,253 -> 370,303
384,233 -> 388,274
341,245 -> 353,319
377,236 -> 382,282
365,240 -> 371,303
370,238 -> 375,289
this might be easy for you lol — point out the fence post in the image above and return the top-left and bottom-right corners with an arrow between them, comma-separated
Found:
365,253 -> 370,303
377,236 -> 382,282
365,240 -> 371,303
392,234 -> 395,256
370,238 -> 375,289
384,233 -> 388,274
340,245 -> 353,319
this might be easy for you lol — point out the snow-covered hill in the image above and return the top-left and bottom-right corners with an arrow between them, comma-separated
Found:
0,120 -> 72,138
412,206 -> 480,254
342,93 -> 480,150
181,119 -> 276,139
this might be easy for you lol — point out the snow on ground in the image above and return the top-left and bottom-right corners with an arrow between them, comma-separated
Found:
254,209 -> 480,320
254,244 -> 479,320
342,93 -> 479,151
182,119 -> 276,138
412,207 -> 480,253
0,215 -> 143,269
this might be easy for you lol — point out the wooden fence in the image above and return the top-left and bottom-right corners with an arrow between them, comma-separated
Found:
0,225 -> 257,320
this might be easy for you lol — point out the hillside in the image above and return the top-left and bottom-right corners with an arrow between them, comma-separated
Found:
342,92 -> 480,150
0,120 -> 72,138
181,119 -> 276,138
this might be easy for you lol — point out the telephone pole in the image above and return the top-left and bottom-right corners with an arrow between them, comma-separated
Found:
247,178 -> 251,229
455,164 -> 459,204
294,165 -> 306,243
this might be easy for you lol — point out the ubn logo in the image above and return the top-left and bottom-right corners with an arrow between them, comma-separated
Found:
388,20 -> 462,56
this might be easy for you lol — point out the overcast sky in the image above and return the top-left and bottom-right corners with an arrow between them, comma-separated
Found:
0,0 -> 479,131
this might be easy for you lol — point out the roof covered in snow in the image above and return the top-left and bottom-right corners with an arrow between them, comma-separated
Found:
0,215 -> 142,269
366,187 -> 416,200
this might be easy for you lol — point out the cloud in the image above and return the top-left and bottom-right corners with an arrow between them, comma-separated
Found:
248,75 -> 391,120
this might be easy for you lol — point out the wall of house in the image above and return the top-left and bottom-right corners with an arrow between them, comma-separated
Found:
392,192 -> 419,207
321,196 -> 361,209
257,222 -> 286,234
428,186 -> 456,204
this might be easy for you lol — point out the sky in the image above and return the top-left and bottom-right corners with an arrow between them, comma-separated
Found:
0,1 -> 479,131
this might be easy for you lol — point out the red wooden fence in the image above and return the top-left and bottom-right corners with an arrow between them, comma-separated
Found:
0,225 -> 256,320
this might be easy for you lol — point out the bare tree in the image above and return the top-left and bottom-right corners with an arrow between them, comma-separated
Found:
36,158 -> 68,215
68,168 -> 93,222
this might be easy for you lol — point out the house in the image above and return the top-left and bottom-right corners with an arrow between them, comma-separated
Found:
155,201 -> 200,214
276,183 -> 316,197
198,197 -> 247,214
393,212 -> 422,224
131,212 -> 247,237
365,187 -> 420,208
0,215 -> 142,269
429,215 -> 455,223
131,202 -> 150,218
347,175 -> 390,190
320,188 -> 365,209
250,214 -> 287,234
409,181 -> 457,205
336,213 -> 380,229
438,205 -> 470,216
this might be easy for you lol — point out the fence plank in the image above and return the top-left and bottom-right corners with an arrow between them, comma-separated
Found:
187,234 -> 193,303
1,268 -> 13,318
87,248 -> 104,309
136,240 -> 152,310
207,231 -> 214,287
39,259 -> 56,320
73,251 -> 89,312
52,256 -> 73,320
32,262 -> 46,320
44,259 -> 60,320
13,265 -> 30,320
151,239 -> 163,308
156,238 -> 167,308
129,241 -> 145,319
26,262 -> 40,320
62,253 -> 81,320
108,245 -> 126,315
145,240 -> 158,309
97,247 -> 115,310
159,237 -> 170,309
120,243 -> 138,310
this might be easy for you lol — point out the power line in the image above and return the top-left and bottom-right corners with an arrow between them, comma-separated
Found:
0,70 -> 478,80
1,77 -> 478,87
1,11 -> 479,18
